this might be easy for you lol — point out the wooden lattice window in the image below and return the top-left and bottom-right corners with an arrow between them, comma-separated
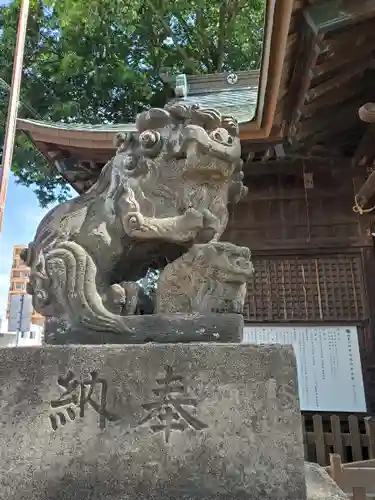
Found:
244,254 -> 366,322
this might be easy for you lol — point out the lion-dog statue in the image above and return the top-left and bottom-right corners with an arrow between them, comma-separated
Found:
21,103 -> 253,338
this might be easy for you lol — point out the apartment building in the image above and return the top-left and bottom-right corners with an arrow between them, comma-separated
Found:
6,245 -> 44,327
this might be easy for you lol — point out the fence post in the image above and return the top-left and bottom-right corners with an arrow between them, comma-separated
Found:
364,416 -> 375,458
352,487 -> 367,500
329,453 -> 344,489
331,415 -> 344,461
349,415 -> 363,462
313,414 -> 326,465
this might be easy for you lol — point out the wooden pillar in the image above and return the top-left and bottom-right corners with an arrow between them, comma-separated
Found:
361,246 -> 375,412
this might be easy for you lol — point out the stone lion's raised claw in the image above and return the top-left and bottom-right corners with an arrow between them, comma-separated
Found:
126,208 -> 205,242
122,211 -> 145,235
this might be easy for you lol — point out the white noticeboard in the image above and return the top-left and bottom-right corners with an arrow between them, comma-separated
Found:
242,326 -> 367,412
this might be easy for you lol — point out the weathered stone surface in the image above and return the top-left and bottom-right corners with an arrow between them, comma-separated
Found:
0,344 -> 305,500
305,462 -> 349,500
21,103 -> 252,340
156,243 -> 253,314
45,313 -> 244,344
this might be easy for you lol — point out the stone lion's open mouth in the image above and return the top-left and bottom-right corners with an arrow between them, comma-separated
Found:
177,124 -> 241,184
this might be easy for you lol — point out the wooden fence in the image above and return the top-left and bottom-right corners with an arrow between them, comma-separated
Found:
302,414 -> 375,466
326,454 -> 375,499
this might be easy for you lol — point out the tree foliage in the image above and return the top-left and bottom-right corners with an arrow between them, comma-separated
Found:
0,0 -> 266,206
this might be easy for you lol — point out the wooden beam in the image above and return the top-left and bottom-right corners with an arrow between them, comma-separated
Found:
301,76 -> 365,118
306,60 -> 368,102
311,49 -> 371,79
354,167 -> 375,213
240,0 -> 294,139
296,99 -> 364,142
353,115 -> 375,211
243,156 -> 352,175
352,125 -> 375,168
304,0 -> 375,35
321,17 -> 375,58
287,28 -> 323,137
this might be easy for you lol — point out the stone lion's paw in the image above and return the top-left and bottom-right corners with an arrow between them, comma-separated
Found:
123,212 -> 144,234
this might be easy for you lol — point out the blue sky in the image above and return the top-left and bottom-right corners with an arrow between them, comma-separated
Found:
0,174 -> 52,318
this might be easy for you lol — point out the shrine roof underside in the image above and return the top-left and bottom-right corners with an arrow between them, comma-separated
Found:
15,0 -> 375,196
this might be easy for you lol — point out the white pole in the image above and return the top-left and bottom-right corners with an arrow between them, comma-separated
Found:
0,0 -> 30,232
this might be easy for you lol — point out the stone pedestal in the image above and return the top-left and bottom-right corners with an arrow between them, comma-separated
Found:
0,343 -> 305,500
44,313 -> 244,345
305,462 -> 349,499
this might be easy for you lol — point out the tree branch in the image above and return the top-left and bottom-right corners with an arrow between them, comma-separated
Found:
144,0 -> 198,73
215,1 -> 227,72
194,7 -> 215,72
215,0 -> 245,72
170,8 -> 213,72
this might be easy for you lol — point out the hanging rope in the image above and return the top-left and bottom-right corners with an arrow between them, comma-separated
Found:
352,195 -> 375,214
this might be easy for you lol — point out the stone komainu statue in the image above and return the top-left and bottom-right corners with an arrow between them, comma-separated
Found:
21,103 -> 253,338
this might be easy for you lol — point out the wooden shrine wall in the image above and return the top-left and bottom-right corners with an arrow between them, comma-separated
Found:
225,162 -> 370,252
243,253 -> 366,323
224,161 -> 375,409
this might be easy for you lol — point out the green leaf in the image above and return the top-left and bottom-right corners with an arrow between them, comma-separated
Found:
0,0 -> 266,206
